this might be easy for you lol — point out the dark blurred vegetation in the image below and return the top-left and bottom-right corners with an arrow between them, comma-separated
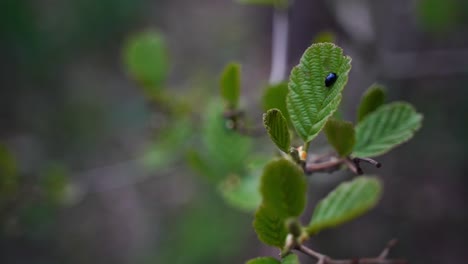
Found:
0,0 -> 467,264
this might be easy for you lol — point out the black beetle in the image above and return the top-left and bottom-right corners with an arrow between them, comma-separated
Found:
325,72 -> 338,87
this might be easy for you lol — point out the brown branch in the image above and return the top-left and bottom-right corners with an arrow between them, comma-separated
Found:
344,157 -> 362,175
294,240 -> 407,264
304,158 -> 344,174
354,157 -> 382,168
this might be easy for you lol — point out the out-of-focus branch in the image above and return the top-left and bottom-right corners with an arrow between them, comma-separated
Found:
295,239 -> 407,264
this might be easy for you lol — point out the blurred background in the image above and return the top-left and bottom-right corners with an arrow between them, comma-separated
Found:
1,0 -> 467,263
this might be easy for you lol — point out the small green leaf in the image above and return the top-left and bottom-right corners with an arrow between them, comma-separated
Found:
307,176 -> 382,235
324,119 -> 355,157
357,84 -> 386,122
282,253 -> 300,264
353,102 -> 423,158
253,205 -> 289,248
262,82 -> 291,125
263,109 -> 291,153
246,257 -> 280,264
220,63 -> 241,109
287,43 -> 352,143
123,31 -> 168,94
260,159 -> 307,218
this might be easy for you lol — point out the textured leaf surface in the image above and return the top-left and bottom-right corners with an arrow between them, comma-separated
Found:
123,31 -> 168,93
307,176 -> 382,235
262,82 -> 291,125
246,257 -> 280,264
220,63 -> 241,109
357,84 -> 386,122
260,159 -> 307,218
287,43 -> 352,143
324,119 -> 355,157
353,102 -> 423,157
263,109 -> 291,153
254,205 -> 289,248
282,253 -> 300,264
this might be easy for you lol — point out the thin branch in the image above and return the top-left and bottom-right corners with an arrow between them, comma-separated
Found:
378,239 -> 398,259
269,8 -> 289,84
304,158 -> 344,174
345,157 -> 363,175
295,240 -> 407,264
354,157 -> 382,168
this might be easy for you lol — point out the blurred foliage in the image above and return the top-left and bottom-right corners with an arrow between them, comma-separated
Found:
40,163 -> 69,205
142,117 -> 192,170
237,0 -> 289,9
197,101 -> 252,181
155,190 -> 251,264
417,0 -> 466,32
312,31 -> 336,44
324,119 -> 355,157
124,31 -> 169,95
220,63 -> 241,109
0,144 -> 18,206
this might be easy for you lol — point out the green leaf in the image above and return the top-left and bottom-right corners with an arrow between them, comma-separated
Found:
282,253 -> 300,264
262,82 -> 291,125
260,159 -> 307,217
123,31 -> 168,94
142,117 -> 192,170
220,63 -> 241,109
246,257 -> 280,264
287,43 -> 352,143
263,109 -> 291,153
353,102 -> 423,158
324,119 -> 355,157
357,84 -> 386,122
237,0 -> 289,9
307,176 -> 382,235
253,205 -> 289,248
